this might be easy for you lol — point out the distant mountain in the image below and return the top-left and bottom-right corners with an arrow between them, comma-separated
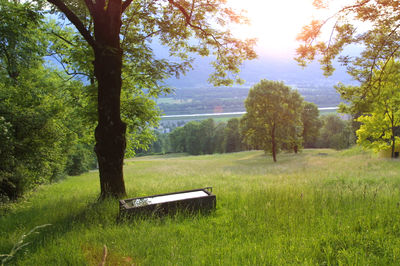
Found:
165,52 -> 355,89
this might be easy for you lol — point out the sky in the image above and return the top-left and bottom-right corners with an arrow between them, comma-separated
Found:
227,0 -> 350,59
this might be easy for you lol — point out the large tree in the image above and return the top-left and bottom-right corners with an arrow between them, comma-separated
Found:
45,0 -> 256,198
241,80 -> 303,162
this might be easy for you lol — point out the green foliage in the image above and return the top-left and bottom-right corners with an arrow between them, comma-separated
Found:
169,127 -> 187,153
0,65 -> 96,200
355,60 -> 400,156
0,1 -> 97,199
65,143 -> 97,176
302,102 -> 322,148
184,121 -> 203,155
296,0 -> 400,82
241,80 -> 304,161
163,117 -> 247,155
46,19 -> 162,159
317,114 -> 355,150
223,118 -> 242,153
0,0 -> 47,80
296,1 -> 400,151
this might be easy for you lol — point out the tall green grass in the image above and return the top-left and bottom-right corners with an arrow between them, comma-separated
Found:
1,148 -> 400,265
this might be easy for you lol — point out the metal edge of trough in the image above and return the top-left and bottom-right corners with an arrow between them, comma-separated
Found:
118,187 -> 216,220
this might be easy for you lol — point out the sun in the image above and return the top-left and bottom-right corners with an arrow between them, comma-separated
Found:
227,0 -> 322,58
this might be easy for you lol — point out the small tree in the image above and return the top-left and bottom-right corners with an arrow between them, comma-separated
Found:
241,80 -> 303,162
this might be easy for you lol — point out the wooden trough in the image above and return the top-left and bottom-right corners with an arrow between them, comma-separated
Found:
119,187 -> 216,219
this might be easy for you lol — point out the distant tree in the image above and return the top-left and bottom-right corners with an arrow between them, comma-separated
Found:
317,114 -> 354,150
213,122 -> 226,153
169,127 -> 186,153
241,80 -> 304,162
284,90 -> 304,153
183,121 -> 203,155
356,60 -> 400,157
199,119 -> 215,155
302,102 -> 322,148
46,0 -> 257,198
223,118 -> 242,153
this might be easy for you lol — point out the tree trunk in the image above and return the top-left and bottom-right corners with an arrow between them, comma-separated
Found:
392,124 -> 395,159
93,2 -> 127,199
271,123 -> 277,162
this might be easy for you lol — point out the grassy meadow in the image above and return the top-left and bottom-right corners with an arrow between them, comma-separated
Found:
1,148 -> 400,265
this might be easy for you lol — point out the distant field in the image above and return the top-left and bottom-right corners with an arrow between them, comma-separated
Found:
1,148 -> 400,265
156,97 -> 193,104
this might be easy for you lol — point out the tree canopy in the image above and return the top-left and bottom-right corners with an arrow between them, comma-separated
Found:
296,0 -> 400,83
241,80 -> 304,162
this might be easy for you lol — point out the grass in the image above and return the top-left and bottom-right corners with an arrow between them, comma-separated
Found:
1,148 -> 400,265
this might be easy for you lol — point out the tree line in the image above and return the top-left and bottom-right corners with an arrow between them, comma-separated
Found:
142,80 -> 355,160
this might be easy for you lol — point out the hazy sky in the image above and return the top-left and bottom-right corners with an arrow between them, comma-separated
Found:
228,0 -> 351,59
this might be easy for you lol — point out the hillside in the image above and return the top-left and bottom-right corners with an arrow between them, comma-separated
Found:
1,148 -> 400,265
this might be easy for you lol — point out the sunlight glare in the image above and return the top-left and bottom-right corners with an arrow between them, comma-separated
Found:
228,0 -> 346,58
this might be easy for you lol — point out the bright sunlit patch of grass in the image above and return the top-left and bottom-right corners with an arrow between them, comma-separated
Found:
1,148 -> 400,265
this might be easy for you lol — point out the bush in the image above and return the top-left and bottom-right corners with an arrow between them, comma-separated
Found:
65,144 -> 97,176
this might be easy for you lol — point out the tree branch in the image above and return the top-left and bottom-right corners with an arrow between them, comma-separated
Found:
50,30 -> 74,46
167,0 -> 221,48
46,0 -> 96,49
122,0 -> 133,13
